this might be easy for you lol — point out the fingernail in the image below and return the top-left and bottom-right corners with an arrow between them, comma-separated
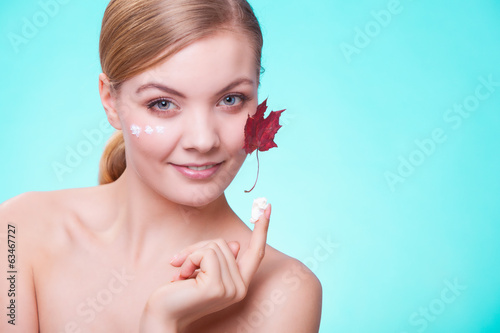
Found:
265,204 -> 271,219
169,254 -> 178,265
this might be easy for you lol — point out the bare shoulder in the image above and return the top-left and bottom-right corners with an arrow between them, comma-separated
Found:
0,191 -> 60,331
259,246 -> 322,296
1,189 -> 75,224
0,187 -> 113,332
0,187 -> 104,248
185,244 -> 323,333
0,191 -> 53,233
242,246 -> 323,332
1,189 -> 76,217
1,191 -> 62,255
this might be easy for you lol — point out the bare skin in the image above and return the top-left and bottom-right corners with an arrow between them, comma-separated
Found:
0,31 -> 322,332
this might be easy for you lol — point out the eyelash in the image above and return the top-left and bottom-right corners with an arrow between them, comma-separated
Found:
146,94 -> 250,116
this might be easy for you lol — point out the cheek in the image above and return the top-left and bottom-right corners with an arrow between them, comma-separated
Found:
123,121 -> 180,161
220,109 -> 252,149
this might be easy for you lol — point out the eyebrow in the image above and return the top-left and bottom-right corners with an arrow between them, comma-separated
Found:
135,77 -> 255,97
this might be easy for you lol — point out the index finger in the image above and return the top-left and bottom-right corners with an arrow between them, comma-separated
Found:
238,203 -> 271,285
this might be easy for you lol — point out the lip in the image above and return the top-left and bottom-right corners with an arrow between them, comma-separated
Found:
171,162 -> 223,180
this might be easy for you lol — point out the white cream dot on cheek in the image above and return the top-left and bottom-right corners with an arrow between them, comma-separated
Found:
130,124 -> 166,137
130,124 -> 141,137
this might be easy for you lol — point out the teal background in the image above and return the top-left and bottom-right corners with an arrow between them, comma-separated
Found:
1,0 -> 500,332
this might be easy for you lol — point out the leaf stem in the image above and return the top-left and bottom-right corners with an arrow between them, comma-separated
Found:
245,149 -> 260,193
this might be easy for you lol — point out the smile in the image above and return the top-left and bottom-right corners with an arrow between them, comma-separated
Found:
171,162 -> 223,180
186,164 -> 218,171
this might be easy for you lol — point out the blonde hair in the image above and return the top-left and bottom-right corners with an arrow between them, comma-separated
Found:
98,0 -> 264,184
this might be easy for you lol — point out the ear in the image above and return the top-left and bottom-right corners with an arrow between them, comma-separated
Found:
99,73 -> 122,130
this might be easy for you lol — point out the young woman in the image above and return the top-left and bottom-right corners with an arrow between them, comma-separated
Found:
0,0 -> 322,332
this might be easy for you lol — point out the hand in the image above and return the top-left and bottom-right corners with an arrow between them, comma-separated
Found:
139,203 -> 272,332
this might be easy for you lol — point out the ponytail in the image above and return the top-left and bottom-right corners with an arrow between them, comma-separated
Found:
98,130 -> 126,184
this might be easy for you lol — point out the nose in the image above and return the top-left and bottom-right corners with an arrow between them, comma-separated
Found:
181,107 -> 220,153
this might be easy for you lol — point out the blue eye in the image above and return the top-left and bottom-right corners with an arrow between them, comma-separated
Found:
147,98 -> 178,115
155,99 -> 175,110
220,95 -> 243,106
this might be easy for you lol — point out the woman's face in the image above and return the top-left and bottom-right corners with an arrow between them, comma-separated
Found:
107,31 -> 259,207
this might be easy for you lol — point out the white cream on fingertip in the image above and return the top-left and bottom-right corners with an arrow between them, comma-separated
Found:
250,197 -> 268,223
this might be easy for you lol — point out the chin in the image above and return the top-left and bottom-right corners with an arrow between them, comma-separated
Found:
160,182 -> 226,208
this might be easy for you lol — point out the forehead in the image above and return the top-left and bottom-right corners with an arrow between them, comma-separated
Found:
123,31 -> 258,96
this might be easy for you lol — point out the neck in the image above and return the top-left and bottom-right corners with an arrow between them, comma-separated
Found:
104,168 -> 237,264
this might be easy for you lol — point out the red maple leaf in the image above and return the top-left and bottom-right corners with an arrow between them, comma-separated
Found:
243,98 -> 285,192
